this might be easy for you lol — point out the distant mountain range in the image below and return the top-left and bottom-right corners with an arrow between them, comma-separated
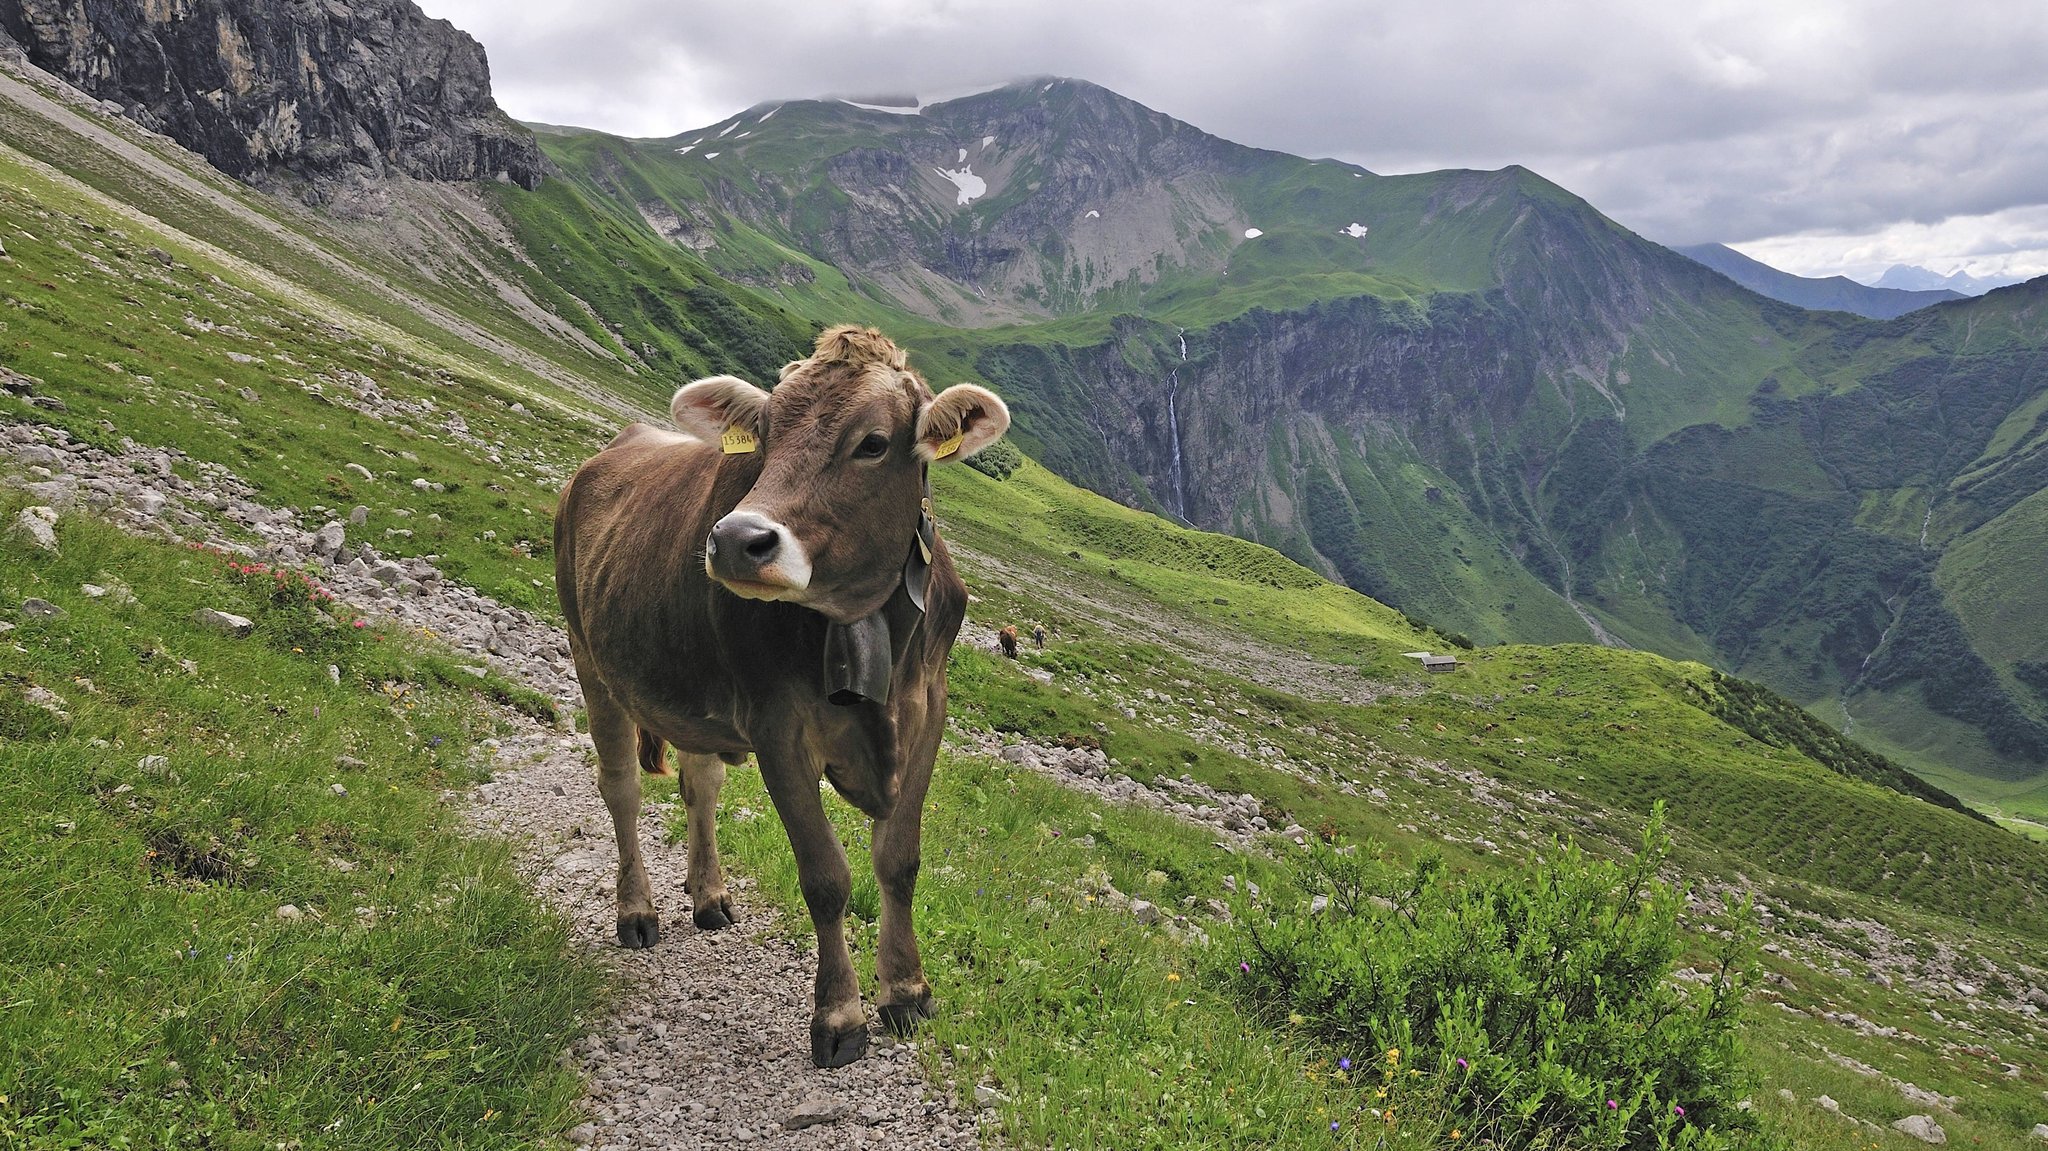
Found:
1871,264 -> 2030,296
7,1 -> 2047,804
1674,243 -> 1962,319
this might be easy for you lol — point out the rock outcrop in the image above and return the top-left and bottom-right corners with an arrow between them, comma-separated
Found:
0,0 -> 543,194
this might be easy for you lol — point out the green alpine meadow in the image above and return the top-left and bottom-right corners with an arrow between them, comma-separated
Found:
3,6 -> 2047,1150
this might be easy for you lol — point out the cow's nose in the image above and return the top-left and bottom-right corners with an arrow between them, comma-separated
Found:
709,511 -> 784,571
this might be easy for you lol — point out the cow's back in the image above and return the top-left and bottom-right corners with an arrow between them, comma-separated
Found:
555,424 -> 763,752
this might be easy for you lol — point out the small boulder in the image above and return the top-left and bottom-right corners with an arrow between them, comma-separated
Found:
22,597 -> 65,619
276,904 -> 304,921
349,505 -> 369,525
1130,899 -> 1160,926
192,608 -> 254,637
782,1093 -> 851,1130
310,521 -> 347,561
973,1085 -> 1009,1110
12,506 -> 59,551
2028,1123 -> 2048,1142
1891,1115 -> 1945,1144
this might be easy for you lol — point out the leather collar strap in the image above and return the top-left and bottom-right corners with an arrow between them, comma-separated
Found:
822,470 -> 935,707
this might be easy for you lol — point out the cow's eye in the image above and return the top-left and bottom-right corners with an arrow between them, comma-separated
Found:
853,432 -> 890,459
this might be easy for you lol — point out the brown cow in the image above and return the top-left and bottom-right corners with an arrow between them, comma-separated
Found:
554,325 -> 1009,1067
997,625 -> 1019,659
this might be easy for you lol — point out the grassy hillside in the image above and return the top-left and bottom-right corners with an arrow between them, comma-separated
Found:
1,510 -> 593,1148
8,57 -> 2048,1150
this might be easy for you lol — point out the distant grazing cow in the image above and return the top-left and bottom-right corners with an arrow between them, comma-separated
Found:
997,625 -> 1019,659
554,325 -> 1009,1067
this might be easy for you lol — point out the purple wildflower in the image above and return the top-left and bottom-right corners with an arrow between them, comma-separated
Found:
1674,1104 -> 1686,1117
1456,1057 -> 1468,1070
1606,1100 -> 1619,1110
1338,1058 -> 1351,1071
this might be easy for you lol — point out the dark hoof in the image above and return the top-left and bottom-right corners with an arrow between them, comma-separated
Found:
616,912 -> 660,949
878,993 -> 936,1035
811,1023 -> 868,1069
692,898 -> 734,931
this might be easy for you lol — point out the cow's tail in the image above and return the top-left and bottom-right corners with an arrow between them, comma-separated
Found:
636,728 -> 674,776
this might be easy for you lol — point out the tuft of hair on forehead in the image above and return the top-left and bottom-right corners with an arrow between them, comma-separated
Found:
809,324 -> 909,371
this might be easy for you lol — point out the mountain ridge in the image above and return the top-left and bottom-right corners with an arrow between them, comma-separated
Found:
510,78 -> 2048,796
1676,242 -> 1963,319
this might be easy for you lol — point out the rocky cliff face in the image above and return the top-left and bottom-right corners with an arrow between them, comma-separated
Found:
0,0 -> 543,194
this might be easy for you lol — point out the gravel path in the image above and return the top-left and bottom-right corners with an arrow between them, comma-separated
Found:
470,723 -> 979,1150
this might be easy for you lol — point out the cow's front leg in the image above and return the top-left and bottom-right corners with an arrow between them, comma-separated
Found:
676,751 -> 735,930
587,694 -> 659,947
758,753 -> 866,1067
872,759 -> 935,1033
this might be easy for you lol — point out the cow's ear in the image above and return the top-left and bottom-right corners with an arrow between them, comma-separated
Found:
917,384 -> 1010,463
672,375 -> 769,445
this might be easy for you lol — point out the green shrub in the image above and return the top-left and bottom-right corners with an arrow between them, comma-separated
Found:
965,436 -> 1024,480
1226,806 -> 1772,1150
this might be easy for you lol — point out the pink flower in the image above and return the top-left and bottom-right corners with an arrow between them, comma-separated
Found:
353,619 -> 368,628
1606,1100 -> 1618,1110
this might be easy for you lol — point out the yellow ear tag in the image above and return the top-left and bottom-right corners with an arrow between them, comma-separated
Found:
932,430 -> 965,460
720,425 -> 758,455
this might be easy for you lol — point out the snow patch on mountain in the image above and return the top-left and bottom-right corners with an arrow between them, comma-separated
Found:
935,165 -> 987,206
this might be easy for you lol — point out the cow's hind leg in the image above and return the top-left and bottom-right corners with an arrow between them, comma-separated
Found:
675,751 -> 735,930
757,750 -> 867,1067
587,689 -> 659,948
872,759 -> 936,1034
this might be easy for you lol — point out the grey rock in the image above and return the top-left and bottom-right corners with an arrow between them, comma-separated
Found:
1891,1115 -> 1945,1144
349,505 -> 370,525
973,1085 -> 1008,1109
21,597 -> 65,619
1130,899 -> 1160,925
345,463 -> 375,481
783,1093 -> 851,1129
2,0 -> 545,191
2026,1122 -> 2047,1141
311,521 -> 347,560
276,904 -> 304,921
13,506 -> 59,550
567,1123 -> 596,1146
192,608 -> 254,637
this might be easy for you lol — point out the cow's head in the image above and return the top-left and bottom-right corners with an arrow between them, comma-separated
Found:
672,325 -> 1009,623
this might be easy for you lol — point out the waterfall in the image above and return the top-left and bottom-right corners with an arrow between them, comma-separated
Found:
1167,329 -> 1189,521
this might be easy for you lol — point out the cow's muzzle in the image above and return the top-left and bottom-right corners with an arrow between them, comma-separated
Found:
706,510 -> 812,598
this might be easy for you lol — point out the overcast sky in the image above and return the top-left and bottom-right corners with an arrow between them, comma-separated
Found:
418,0 -> 2048,284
